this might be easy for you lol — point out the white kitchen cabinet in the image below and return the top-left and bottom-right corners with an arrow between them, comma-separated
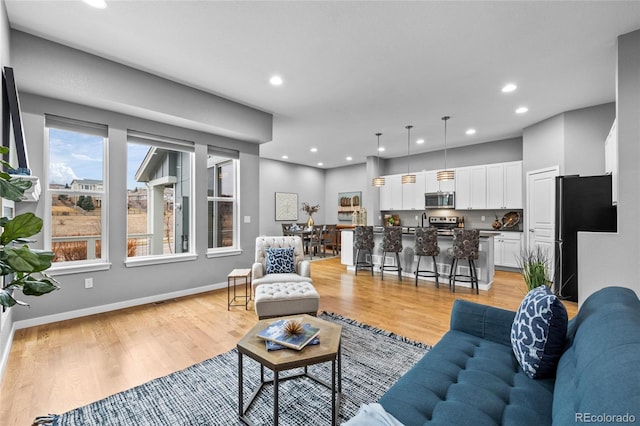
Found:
604,118 -> 618,205
426,170 -> 455,193
455,165 -> 487,210
486,161 -> 523,209
402,172 -> 426,210
379,174 -> 403,210
495,231 -> 522,268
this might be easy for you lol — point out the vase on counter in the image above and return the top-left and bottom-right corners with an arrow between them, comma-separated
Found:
306,214 -> 314,228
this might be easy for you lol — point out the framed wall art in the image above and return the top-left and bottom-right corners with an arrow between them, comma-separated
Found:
337,191 -> 361,221
274,192 -> 298,221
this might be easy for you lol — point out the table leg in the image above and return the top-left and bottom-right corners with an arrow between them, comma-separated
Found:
274,370 -> 279,425
227,278 -> 230,310
238,351 -> 243,418
331,358 -> 336,426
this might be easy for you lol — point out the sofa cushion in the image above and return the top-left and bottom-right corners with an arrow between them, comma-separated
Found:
511,285 -> 568,379
552,286 -> 640,424
265,247 -> 295,274
379,330 -> 555,426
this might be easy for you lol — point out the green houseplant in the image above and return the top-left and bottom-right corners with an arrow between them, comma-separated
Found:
0,146 -> 59,308
516,245 -> 552,291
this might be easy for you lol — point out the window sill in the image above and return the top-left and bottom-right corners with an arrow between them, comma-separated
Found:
125,253 -> 198,268
206,248 -> 243,258
48,262 -> 112,276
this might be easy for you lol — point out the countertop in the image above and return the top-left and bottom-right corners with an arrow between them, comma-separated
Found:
367,227 -> 500,237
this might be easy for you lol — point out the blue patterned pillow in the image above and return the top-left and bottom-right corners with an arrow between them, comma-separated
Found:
265,247 -> 295,274
511,285 -> 568,379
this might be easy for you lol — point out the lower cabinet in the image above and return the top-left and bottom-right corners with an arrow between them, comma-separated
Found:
495,232 -> 522,268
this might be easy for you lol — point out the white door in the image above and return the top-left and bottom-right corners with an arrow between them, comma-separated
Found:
526,166 -> 559,279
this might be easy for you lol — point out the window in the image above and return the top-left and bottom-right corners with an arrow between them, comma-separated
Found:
45,115 -> 107,266
207,146 -> 239,253
126,131 -> 194,261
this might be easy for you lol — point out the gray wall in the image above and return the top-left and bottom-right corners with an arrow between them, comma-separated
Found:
579,30 -> 640,303
11,31 -> 272,143
259,158 -> 326,236
324,163 -> 367,224
1,29 -> 270,332
564,103 -> 615,176
384,137 -> 523,175
0,0 -> 14,377
522,114 -> 564,174
523,103 -> 615,177
16,94 -> 261,322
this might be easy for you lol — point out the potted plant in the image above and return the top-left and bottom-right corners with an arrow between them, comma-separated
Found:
0,146 -> 59,308
516,246 -> 552,291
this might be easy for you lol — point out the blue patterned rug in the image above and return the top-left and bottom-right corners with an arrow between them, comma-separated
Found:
34,312 -> 430,426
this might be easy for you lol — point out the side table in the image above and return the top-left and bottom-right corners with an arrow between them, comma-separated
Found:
228,268 -> 251,310
237,314 -> 342,425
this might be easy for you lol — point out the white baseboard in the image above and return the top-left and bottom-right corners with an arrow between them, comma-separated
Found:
13,281 -> 227,330
0,323 -> 16,383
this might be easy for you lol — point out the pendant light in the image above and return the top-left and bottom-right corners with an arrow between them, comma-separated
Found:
437,116 -> 455,181
402,125 -> 416,184
372,132 -> 385,187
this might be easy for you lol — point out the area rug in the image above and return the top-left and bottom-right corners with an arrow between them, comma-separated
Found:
34,312 -> 430,426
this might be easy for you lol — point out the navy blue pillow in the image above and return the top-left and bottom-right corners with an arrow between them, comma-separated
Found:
511,285 -> 568,379
265,247 -> 295,274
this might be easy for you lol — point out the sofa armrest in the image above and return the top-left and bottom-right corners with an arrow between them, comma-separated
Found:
298,260 -> 311,278
252,262 -> 264,280
450,299 -> 516,347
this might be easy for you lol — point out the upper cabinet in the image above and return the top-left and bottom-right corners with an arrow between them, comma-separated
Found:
604,119 -> 618,205
379,174 -> 403,210
486,161 -> 523,209
455,165 -> 487,210
378,160 -> 523,211
402,172 -> 426,210
425,170 -> 455,193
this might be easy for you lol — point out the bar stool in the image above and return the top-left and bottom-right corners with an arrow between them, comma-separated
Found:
414,227 -> 440,288
354,226 -> 374,276
381,226 -> 403,281
448,228 -> 480,294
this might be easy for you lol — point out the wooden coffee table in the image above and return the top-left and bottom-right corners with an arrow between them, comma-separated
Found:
237,314 -> 342,425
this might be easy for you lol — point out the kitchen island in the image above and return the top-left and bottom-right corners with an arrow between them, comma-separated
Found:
341,227 -> 497,291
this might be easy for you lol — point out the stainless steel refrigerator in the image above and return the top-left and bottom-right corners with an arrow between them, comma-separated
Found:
554,175 -> 617,302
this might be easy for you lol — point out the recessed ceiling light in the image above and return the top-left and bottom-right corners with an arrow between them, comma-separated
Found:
378,147 -> 385,152
501,83 -> 517,93
466,129 -> 476,135
282,155 -> 288,159
516,106 -> 529,114
310,147 -> 318,153
416,139 -> 425,144
346,156 -> 353,161
83,0 -> 107,8
317,162 -> 323,166
269,75 -> 283,86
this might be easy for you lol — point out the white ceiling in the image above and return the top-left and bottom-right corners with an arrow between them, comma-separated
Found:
5,1 -> 640,169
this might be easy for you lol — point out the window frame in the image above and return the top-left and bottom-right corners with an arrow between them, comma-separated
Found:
124,130 -> 197,268
207,147 -> 241,256
44,115 -> 110,275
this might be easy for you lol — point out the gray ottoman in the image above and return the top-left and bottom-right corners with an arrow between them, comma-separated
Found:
254,282 -> 320,319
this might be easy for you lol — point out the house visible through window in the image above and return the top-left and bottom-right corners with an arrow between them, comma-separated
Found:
126,130 -> 194,259
45,115 -> 107,265
208,146 -> 239,252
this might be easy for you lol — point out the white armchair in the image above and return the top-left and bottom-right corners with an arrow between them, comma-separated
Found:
251,236 -> 312,294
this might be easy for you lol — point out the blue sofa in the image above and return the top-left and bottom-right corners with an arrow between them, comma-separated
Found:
377,286 -> 640,425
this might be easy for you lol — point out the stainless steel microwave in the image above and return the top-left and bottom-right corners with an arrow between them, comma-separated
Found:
425,192 -> 455,209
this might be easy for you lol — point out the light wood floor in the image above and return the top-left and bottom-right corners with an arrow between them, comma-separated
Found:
0,257 -> 577,425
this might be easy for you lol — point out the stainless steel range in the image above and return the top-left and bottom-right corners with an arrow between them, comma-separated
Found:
428,216 -> 460,229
